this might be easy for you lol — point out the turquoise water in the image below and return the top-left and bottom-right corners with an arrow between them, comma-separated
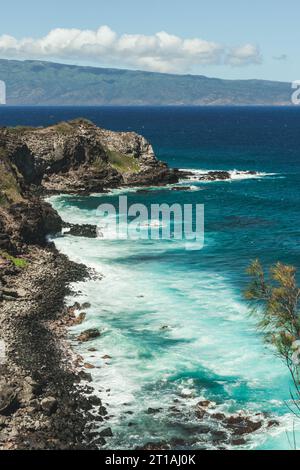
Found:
49,181 -> 296,450
2,106 -> 300,449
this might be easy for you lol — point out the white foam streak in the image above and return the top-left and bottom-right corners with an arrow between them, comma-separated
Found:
180,168 -> 278,182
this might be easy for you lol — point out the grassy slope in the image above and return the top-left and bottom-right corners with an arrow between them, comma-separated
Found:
0,59 -> 292,105
106,149 -> 141,174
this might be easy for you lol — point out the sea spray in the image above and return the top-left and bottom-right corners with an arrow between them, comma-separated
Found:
96,195 -> 204,250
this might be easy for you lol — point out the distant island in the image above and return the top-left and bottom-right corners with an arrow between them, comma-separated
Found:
0,59 -> 292,106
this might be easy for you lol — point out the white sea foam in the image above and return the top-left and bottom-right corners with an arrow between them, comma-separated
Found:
179,168 -> 278,182
49,193 -> 297,450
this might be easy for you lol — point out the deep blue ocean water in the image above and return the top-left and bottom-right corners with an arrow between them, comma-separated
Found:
1,106 -> 300,449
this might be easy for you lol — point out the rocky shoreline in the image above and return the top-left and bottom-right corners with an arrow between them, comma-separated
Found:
0,244 -> 113,449
0,119 -> 264,450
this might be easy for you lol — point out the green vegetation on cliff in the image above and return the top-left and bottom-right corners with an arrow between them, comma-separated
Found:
0,148 -> 23,206
0,250 -> 28,268
106,150 -> 141,174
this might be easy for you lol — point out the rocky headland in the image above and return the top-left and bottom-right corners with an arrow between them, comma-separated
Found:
0,118 -> 179,197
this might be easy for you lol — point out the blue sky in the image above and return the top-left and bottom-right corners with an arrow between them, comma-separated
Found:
0,0 -> 298,81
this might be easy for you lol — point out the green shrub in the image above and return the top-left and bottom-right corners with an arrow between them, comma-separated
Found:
245,260 -> 300,420
0,251 -> 28,268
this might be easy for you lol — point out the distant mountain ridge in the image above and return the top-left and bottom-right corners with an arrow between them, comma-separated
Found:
0,59 -> 292,106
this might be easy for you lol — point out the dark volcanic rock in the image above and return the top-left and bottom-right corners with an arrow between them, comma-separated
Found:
178,169 -> 258,182
203,171 -> 231,181
193,400 -> 276,447
179,170 -> 231,181
99,427 -> 113,437
40,396 -> 58,415
10,143 -> 40,185
171,186 -> 193,191
224,414 -> 263,435
63,222 -> 97,238
0,120 -> 178,196
8,200 -> 62,247
147,407 -> 163,414
125,166 -> 179,186
137,441 -> 171,450
0,381 -> 19,416
77,329 -> 101,343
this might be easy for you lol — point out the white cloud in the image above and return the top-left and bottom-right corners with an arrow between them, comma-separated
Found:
0,26 -> 262,72
225,44 -> 262,67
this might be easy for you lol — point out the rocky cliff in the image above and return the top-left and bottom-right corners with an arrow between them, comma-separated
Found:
0,119 -> 178,197
0,118 -> 178,255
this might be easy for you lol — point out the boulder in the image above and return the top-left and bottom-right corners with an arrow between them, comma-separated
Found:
171,186 -> 192,191
224,414 -> 263,435
0,381 -> 19,416
18,378 -> 42,403
197,400 -> 215,408
40,396 -> 58,415
231,438 -> 247,446
63,223 -> 97,238
9,200 -> 62,246
195,400 -> 215,419
99,427 -> 113,438
77,328 -> 101,342
73,312 -> 86,325
147,407 -> 163,414
81,302 -> 91,309
267,419 -> 280,428
211,412 -> 226,421
84,363 -> 95,370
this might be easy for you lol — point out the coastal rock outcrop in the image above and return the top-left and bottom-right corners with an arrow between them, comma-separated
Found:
63,222 -> 97,238
77,329 -> 101,343
0,119 -> 178,196
179,169 -> 258,182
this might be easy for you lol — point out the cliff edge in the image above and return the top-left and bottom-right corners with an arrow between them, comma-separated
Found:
0,118 -> 178,197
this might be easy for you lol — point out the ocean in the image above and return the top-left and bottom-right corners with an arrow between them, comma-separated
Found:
1,106 -> 300,449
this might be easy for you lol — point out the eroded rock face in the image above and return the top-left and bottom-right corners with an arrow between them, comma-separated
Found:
9,201 -> 62,246
40,396 -> 58,416
77,329 -> 101,343
0,381 -> 19,416
0,119 -> 178,195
